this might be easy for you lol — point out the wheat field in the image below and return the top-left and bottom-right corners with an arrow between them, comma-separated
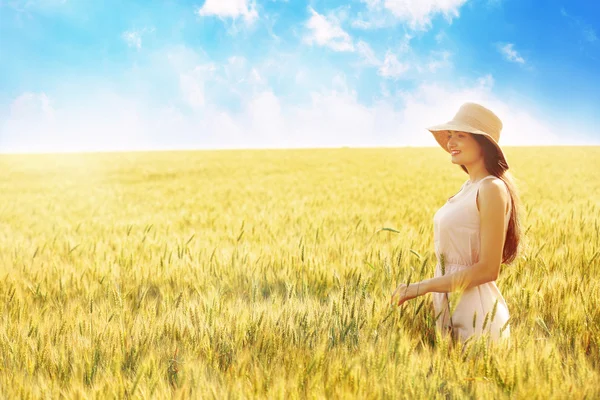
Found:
0,147 -> 599,399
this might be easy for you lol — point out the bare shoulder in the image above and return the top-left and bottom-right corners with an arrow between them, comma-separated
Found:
481,178 -> 509,196
477,178 -> 509,212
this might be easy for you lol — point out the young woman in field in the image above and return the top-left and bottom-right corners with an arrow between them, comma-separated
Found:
390,102 -> 521,344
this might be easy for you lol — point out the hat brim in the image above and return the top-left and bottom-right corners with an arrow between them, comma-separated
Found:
427,122 -> 509,168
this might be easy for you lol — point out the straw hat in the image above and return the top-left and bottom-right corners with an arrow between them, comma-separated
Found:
427,102 -> 509,169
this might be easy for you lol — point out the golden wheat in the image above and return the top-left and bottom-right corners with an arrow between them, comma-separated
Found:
0,147 -> 598,398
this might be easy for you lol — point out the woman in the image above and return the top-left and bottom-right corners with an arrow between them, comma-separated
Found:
390,102 -> 522,344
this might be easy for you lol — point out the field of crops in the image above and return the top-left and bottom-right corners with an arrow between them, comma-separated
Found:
0,146 -> 599,398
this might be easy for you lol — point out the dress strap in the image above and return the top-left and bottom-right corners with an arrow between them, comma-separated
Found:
474,175 -> 496,185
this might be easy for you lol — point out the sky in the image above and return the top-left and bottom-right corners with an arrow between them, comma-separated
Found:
0,0 -> 599,153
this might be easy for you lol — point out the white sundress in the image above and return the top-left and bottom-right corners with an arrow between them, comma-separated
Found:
432,175 -> 512,343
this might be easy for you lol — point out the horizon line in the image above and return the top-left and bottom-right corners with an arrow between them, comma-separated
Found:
0,143 -> 599,156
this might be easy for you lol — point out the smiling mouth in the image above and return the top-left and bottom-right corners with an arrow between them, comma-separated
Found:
451,151 -> 461,156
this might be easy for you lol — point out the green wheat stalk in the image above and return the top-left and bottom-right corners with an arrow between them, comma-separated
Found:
439,253 -> 455,336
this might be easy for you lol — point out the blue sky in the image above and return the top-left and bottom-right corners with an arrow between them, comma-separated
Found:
0,0 -> 598,152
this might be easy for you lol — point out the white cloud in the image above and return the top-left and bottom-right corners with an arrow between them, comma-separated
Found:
122,31 -> 142,49
396,75 -> 568,146
360,0 -> 382,8
0,90 -> 150,153
210,73 -> 569,148
122,27 -> 155,50
357,41 -> 380,65
387,0 -> 469,30
355,36 -> 413,71
352,11 -> 392,30
303,7 -> 354,52
378,51 -> 409,78
196,0 -> 258,24
583,27 -> 598,43
1,50 -> 589,154
225,56 -> 247,82
249,68 -> 265,85
262,12 -> 281,42
180,67 -> 208,109
435,31 -> 447,43
498,43 -> 525,64
398,34 -> 413,53
355,0 -> 469,31
561,8 -> 597,44
351,19 -> 373,29
356,38 -> 415,76
9,92 -> 54,118
420,50 -> 452,72
165,46 -> 221,110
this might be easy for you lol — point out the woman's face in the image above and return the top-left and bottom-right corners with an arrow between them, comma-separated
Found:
446,131 -> 482,165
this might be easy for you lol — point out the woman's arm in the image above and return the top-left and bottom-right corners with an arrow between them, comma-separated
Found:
425,179 -> 510,292
420,259 -> 497,294
391,179 -> 509,305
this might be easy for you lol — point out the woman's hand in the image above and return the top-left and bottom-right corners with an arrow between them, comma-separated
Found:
390,282 -> 423,306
